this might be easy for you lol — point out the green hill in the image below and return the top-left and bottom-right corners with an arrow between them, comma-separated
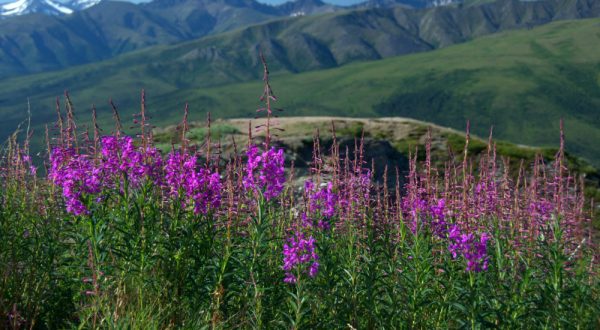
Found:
1,0 -> 596,79
149,18 -> 600,166
1,17 -> 599,168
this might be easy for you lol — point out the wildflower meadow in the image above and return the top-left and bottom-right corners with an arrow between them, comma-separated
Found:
1,60 -> 599,329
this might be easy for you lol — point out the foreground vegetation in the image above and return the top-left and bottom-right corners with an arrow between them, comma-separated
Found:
1,81 -> 599,328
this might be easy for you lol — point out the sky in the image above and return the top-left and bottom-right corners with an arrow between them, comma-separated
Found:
0,0 -> 364,6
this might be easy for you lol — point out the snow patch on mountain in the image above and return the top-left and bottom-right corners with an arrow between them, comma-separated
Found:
0,0 -> 103,17
67,0 -> 102,11
431,0 -> 457,6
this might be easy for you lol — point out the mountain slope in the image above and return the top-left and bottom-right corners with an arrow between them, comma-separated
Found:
0,0 -> 597,79
276,0 -> 339,16
0,0 -> 597,86
0,0 -> 102,17
0,20 -> 599,165
0,0 -> 453,20
91,18 -> 600,165
0,0 -> 345,78
0,1 -> 189,77
351,0 -> 458,9
0,0 -> 285,77
160,18 -> 599,166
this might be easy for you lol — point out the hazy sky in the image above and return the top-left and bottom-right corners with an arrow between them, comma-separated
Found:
0,0 -> 364,6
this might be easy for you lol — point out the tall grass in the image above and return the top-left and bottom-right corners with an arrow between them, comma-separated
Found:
0,61 -> 598,329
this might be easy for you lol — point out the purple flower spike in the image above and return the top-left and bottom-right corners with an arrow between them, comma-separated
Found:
244,145 -> 286,200
164,151 -> 221,215
309,181 -> 337,218
100,136 -> 149,187
447,224 -> 491,272
303,180 -> 337,229
282,231 -> 319,283
49,147 -> 102,215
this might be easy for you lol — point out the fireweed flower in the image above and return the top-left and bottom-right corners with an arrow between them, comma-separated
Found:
282,231 -> 319,283
429,198 -> 448,237
48,146 -> 74,183
244,145 -> 285,200
49,147 -> 102,215
303,180 -> 337,229
186,168 -> 221,215
19,154 -> 37,177
528,200 -> 554,224
164,151 -> 194,199
142,146 -> 164,185
402,197 -> 427,233
400,197 -> 449,236
447,224 -> 490,272
164,151 -> 221,214
100,136 -> 148,187
348,170 -> 371,203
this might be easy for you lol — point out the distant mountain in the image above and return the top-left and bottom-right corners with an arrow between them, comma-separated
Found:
0,0 -> 102,17
0,0 -> 341,19
0,0 -> 470,76
352,0 -> 460,9
0,0 -> 73,16
40,0 -> 600,78
0,0 -> 455,20
0,0 -> 597,79
66,0 -> 102,11
0,0 -> 283,77
140,0 -> 282,36
0,1 -> 597,104
0,0 -> 490,77
2,17 -> 600,168
275,0 -> 339,16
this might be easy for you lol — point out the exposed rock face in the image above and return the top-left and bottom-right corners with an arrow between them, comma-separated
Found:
278,136 -> 410,187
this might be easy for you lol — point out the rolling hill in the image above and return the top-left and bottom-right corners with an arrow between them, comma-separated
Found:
0,0 -> 338,77
151,18 -> 599,166
1,17 -> 599,168
0,0 -> 597,79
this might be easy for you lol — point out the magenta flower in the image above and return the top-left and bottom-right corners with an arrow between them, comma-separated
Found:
244,145 -> 285,200
303,180 -> 337,229
164,151 -> 194,199
164,151 -> 221,215
142,146 -> 164,185
429,198 -> 448,237
447,224 -> 490,272
282,231 -> 319,283
528,200 -> 554,224
337,169 -> 371,221
49,147 -> 102,215
186,168 -> 221,215
100,136 -> 148,187
308,181 -> 337,218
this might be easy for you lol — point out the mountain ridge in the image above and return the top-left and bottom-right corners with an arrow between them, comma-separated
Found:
2,17 -> 595,165
0,0 -> 74,16
0,0 -> 597,79
0,0 -> 459,19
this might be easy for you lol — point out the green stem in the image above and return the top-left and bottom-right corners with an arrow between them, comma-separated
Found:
249,195 -> 266,327
470,272 -> 476,330
294,273 -> 303,329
